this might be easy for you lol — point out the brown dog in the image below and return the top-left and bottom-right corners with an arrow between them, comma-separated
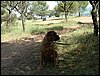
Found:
38,31 -> 60,69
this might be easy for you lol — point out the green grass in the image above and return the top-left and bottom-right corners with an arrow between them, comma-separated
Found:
1,20 -> 77,41
54,27 -> 99,75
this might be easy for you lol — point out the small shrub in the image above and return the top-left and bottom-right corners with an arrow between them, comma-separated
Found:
29,25 -> 46,35
46,26 -> 63,31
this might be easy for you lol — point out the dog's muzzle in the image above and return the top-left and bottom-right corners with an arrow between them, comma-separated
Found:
54,35 -> 60,41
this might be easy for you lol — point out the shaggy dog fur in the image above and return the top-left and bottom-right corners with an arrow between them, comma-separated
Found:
38,31 -> 60,69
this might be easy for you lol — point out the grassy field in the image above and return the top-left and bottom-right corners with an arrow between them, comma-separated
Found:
1,17 -> 99,75
1,19 -> 77,41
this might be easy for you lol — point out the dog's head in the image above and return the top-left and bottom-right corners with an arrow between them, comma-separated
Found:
45,31 -> 60,42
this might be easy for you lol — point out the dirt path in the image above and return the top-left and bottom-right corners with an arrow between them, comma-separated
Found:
32,16 -> 95,25
33,18 -> 64,24
69,16 -> 93,23
1,38 -> 41,75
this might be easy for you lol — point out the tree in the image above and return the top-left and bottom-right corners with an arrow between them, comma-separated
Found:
77,1 -> 88,17
1,1 -> 29,32
30,1 -> 49,19
68,1 -> 79,15
55,1 -> 78,22
28,1 -> 38,18
89,1 -> 99,36
1,1 -> 19,26
54,5 -> 61,17
62,1 -> 67,21
37,1 -> 49,19
15,1 -> 29,32
48,10 -> 56,18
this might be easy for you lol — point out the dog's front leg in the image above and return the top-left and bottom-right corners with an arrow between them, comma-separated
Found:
37,53 -> 44,70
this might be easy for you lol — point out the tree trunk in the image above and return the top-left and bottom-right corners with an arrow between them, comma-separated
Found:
21,14 -> 25,32
79,11 -> 81,17
63,2 -> 67,22
91,8 -> 98,36
89,1 -> 99,36
78,4 -> 81,17
6,12 -> 12,28
65,10 -> 67,22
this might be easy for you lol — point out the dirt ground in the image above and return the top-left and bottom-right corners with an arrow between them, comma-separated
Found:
69,16 -> 93,23
1,16 -> 95,75
31,16 -> 97,25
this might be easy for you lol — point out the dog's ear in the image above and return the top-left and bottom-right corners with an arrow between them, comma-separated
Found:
47,31 -> 56,35
46,31 -> 56,36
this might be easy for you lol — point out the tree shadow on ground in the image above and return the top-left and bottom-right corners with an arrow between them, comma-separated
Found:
55,33 -> 99,75
1,37 -> 41,75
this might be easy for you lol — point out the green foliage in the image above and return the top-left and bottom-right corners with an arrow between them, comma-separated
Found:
78,1 -> 88,10
30,1 -> 49,18
28,25 -> 46,34
77,1 -> 88,16
1,1 -> 18,27
28,25 -> 63,35
54,1 -> 88,17
54,3 -> 64,12
54,1 -> 79,14
27,15 -> 33,20
70,1 -> 79,14
8,13 -> 17,24
1,13 -> 17,27
1,21 -> 19,34
17,1 -> 29,14
55,12 -> 60,17
46,26 -> 63,31
1,9 -> 9,22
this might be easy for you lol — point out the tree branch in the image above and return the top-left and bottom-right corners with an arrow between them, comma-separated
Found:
59,2 -> 65,10
66,1 -> 74,13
